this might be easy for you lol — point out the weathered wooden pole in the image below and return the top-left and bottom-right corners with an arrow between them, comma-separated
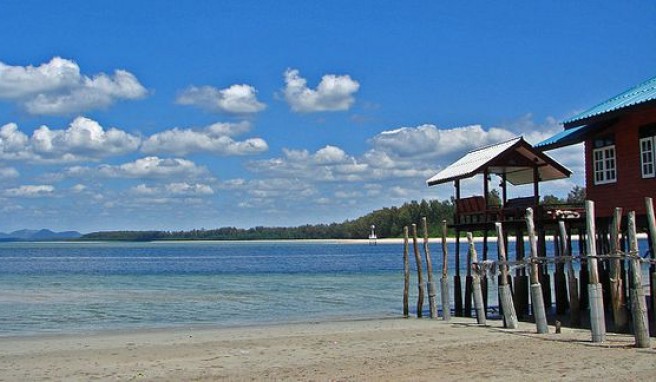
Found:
465,236 -> 473,317
526,207 -> 548,334
628,211 -> 651,348
609,207 -> 629,331
558,220 -> 580,327
585,200 -> 606,343
412,224 -> 425,318
441,220 -> 451,321
645,197 -> 656,326
403,226 -> 410,318
467,232 -> 486,325
422,217 -> 438,319
495,222 -> 518,329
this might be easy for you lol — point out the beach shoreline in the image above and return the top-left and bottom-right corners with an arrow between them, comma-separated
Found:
1,316 -> 654,381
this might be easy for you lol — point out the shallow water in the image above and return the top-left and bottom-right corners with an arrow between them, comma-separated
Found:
0,239 -> 650,336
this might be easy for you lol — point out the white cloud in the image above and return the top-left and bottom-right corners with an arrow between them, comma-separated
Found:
4,185 -> 54,197
283,68 -> 359,113
0,166 -> 19,178
97,157 -> 208,178
0,57 -> 147,115
0,117 -> 141,163
141,121 -> 268,156
131,182 -> 214,196
71,184 -> 87,193
177,84 -> 266,114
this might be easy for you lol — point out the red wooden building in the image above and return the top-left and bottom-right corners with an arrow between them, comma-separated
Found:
538,75 -> 656,219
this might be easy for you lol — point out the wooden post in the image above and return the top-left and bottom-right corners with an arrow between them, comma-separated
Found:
467,232 -> 486,325
645,197 -> 656,327
441,220 -> 451,321
403,226 -> 410,318
609,208 -> 629,331
422,217 -> 438,319
495,222 -> 518,329
628,211 -> 651,348
526,207 -> 548,334
559,221 -> 580,327
412,224 -> 425,318
465,234 -> 473,318
454,232 -> 463,317
585,200 -> 606,343
514,226 -> 529,318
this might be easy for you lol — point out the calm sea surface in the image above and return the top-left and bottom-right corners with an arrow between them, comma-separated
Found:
0,239 -> 650,336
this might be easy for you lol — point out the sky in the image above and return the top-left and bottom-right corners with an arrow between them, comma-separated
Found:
0,1 -> 655,233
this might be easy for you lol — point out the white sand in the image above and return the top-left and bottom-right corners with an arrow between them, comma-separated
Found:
1,317 -> 655,381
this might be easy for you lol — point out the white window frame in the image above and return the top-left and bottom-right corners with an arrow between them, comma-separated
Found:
640,136 -> 655,178
593,145 -> 616,185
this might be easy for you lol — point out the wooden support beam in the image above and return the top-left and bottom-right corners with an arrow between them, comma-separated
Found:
467,232 -> 486,325
526,207 -> 548,334
585,200 -> 606,343
495,222 -> 518,329
628,211 -> 651,348
440,220 -> 451,321
412,224 -> 425,318
422,217 -> 437,319
403,226 -> 410,318
609,208 -> 629,331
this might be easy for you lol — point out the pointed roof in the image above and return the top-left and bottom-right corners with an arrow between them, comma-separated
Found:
426,137 -> 571,186
564,74 -> 656,128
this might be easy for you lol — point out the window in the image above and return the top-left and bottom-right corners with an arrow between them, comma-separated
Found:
592,136 -> 616,185
641,137 -> 655,178
640,124 -> 656,178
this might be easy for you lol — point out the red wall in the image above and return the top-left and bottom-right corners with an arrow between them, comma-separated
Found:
585,107 -> 656,218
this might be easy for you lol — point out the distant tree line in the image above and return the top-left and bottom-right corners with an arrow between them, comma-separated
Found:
82,198 -> 456,241
81,186 -> 586,241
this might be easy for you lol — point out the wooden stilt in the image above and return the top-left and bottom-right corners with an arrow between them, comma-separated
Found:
609,208 -> 629,332
412,224 -> 424,318
628,211 -> 651,348
514,227 -> 529,318
464,235 -> 473,318
467,232 -> 486,325
454,232 -> 463,317
559,221 -> 580,327
422,217 -> 438,319
585,200 -> 606,343
495,222 -> 518,329
440,220 -> 451,321
578,229 -> 589,311
482,229 -> 489,314
403,226 -> 410,318
645,197 -> 656,330
554,232 -> 568,315
526,207 -> 548,334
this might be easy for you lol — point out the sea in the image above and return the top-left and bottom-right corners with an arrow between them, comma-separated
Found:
0,239 -> 650,337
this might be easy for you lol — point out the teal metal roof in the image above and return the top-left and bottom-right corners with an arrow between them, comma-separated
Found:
564,74 -> 656,126
535,124 -> 592,150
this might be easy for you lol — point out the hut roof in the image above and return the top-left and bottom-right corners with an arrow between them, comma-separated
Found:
426,137 -> 571,186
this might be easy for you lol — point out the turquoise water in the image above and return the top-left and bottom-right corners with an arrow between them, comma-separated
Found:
0,239 -> 650,336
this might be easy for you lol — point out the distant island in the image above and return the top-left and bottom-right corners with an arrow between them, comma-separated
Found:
0,229 -> 82,241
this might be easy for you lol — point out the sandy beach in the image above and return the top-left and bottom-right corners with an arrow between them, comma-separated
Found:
1,317 -> 655,381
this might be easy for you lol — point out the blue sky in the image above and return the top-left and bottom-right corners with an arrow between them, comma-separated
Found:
0,1 -> 655,232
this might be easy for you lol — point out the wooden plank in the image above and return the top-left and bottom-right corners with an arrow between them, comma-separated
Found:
609,208 -> 629,331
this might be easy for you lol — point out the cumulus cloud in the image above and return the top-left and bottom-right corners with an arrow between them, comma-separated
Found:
131,182 -> 214,196
0,166 -> 19,178
177,84 -> 266,114
0,57 -> 147,115
283,69 -> 359,113
141,121 -> 268,156
4,185 -> 54,197
0,117 -> 141,162
97,157 -> 208,178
